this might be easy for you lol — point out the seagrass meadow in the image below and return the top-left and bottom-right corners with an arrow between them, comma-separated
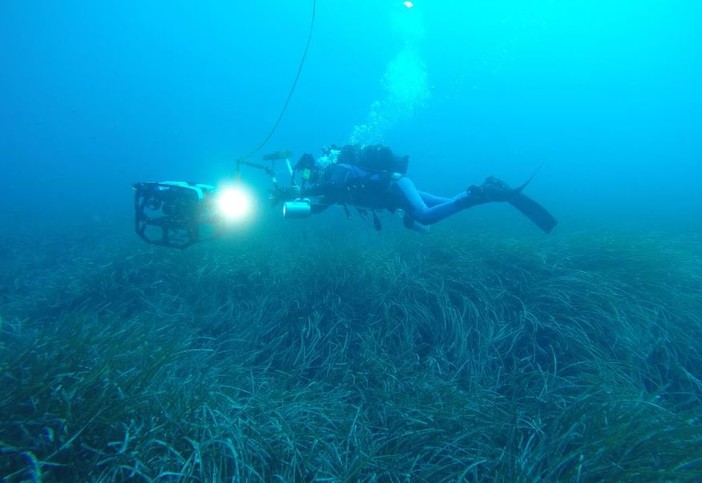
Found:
1,220 -> 701,481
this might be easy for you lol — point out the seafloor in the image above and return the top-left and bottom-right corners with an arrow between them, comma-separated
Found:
1,218 -> 701,481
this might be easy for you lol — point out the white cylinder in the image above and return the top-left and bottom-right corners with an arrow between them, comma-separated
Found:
283,199 -> 311,219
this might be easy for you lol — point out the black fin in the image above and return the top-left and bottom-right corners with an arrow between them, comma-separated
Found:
513,162 -> 544,194
509,193 -> 558,233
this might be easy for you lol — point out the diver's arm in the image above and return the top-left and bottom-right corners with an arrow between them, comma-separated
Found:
300,185 -> 331,198
300,163 -> 351,198
271,183 -> 332,216
270,184 -> 302,205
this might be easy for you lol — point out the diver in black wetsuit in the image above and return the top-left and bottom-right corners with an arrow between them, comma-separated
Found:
274,144 -> 558,233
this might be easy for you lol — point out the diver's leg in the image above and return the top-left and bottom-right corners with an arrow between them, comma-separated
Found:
418,191 -> 452,207
403,215 -> 431,233
396,176 -> 557,232
392,177 -> 465,226
458,177 -> 558,233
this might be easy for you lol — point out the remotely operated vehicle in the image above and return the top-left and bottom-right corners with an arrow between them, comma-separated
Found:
133,151 -> 304,249
133,181 -> 219,249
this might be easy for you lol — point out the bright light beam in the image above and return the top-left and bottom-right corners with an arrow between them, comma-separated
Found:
217,185 -> 253,222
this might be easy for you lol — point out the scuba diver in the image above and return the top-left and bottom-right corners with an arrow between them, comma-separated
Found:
132,144 -> 557,248
273,144 -> 557,234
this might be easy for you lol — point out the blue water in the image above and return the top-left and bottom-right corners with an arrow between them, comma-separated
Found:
2,3 -> 702,479
1,0 -> 700,233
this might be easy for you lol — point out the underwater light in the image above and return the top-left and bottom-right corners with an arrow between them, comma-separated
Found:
216,185 -> 253,221
403,1 -> 414,8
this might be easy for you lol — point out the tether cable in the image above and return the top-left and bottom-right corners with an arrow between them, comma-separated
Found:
236,0 -> 317,176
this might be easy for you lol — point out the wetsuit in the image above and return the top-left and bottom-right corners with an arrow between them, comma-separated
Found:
302,163 -> 471,227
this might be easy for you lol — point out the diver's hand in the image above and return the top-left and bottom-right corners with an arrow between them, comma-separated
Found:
269,185 -> 301,206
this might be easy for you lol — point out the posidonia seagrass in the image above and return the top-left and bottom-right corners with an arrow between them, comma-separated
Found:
1,223 -> 701,481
